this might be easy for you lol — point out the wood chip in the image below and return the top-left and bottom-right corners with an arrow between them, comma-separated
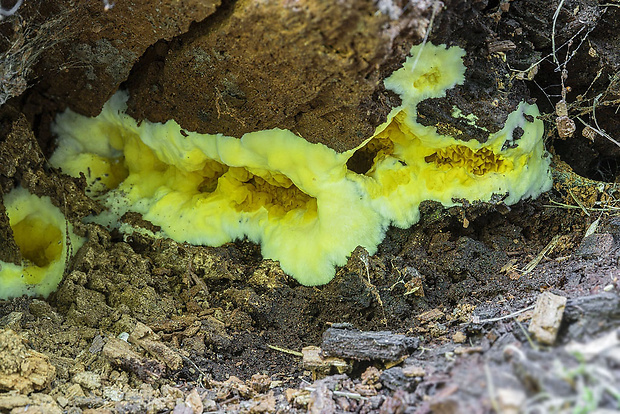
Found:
528,291 -> 567,345
416,308 -> 445,323
321,326 -> 418,362
402,365 -> 425,378
129,321 -> 183,370
302,346 -> 350,380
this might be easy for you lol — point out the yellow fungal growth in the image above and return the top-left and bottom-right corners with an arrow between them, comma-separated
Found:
49,43 -> 552,286
0,187 -> 84,299
12,217 -> 63,268
425,146 -> 509,176
219,167 -> 317,218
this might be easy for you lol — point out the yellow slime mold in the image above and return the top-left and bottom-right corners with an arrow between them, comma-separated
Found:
0,187 -> 84,299
49,43 -> 552,286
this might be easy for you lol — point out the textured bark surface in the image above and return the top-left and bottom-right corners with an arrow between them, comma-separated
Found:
32,0 -> 220,116
1,0 -> 617,156
123,0 -> 431,151
321,325 -> 418,361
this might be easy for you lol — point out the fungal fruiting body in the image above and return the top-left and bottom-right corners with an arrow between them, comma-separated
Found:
48,43 -> 552,286
0,187 -> 84,299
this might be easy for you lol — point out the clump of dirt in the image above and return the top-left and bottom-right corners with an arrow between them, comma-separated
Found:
1,196 -> 619,412
0,328 -> 56,394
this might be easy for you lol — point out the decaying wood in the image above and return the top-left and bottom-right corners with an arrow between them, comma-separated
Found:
321,324 -> 418,362
528,291 -> 567,345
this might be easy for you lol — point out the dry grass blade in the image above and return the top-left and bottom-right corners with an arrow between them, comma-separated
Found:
520,234 -> 561,275
266,344 -> 303,357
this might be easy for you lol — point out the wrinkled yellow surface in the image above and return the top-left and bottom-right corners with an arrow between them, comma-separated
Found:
0,187 -> 84,299
48,43 -> 552,286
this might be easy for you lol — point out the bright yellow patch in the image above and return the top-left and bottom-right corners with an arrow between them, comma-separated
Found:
0,187 -> 84,299
12,217 -> 63,268
425,146 -> 509,175
48,43 -> 552,286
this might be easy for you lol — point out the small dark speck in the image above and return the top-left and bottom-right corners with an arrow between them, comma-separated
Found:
180,130 -> 189,137
512,126 -> 524,140
524,114 -> 534,123
198,110 -> 211,123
